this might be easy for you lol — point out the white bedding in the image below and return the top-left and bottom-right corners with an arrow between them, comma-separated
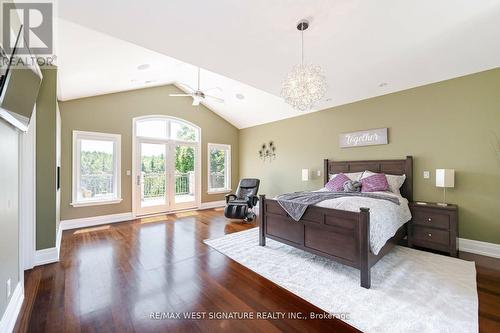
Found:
314,188 -> 412,255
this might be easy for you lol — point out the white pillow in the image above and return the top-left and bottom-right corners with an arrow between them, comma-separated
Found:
361,170 -> 406,195
329,172 -> 363,182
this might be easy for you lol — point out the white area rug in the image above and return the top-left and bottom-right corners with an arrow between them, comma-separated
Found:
204,228 -> 478,333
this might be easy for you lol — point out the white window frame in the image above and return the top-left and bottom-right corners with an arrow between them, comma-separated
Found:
134,116 -> 200,143
71,130 -> 122,207
207,143 -> 231,194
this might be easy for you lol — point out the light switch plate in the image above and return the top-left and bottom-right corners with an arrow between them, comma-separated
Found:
317,170 -> 321,177
126,170 -> 131,176
423,171 -> 430,179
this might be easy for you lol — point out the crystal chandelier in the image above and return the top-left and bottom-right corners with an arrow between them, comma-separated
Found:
281,19 -> 327,111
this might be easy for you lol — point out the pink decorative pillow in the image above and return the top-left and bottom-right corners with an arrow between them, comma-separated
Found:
325,173 -> 350,192
361,173 -> 389,192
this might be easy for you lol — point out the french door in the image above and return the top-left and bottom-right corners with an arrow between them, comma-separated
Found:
135,139 -> 198,216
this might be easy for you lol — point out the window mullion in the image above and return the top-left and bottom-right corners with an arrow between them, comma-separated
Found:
166,119 -> 170,140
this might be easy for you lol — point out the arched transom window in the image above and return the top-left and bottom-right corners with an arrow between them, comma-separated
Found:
135,117 -> 200,142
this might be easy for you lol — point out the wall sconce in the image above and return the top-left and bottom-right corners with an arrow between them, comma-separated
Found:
301,169 -> 309,181
259,141 -> 276,162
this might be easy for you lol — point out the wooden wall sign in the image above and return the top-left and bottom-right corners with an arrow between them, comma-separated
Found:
339,128 -> 388,148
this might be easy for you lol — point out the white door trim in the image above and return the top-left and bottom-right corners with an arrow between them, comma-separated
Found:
131,116 -> 201,217
134,139 -> 169,216
170,141 -> 200,211
19,109 -> 36,271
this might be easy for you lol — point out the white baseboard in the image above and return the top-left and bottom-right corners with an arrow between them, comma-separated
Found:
0,282 -> 24,333
59,204 -> 225,233
459,238 -> 500,259
54,210 -> 500,261
199,200 -> 226,210
60,212 -> 134,231
56,224 -> 62,252
60,203 -> 227,233
34,224 -> 63,266
33,213 -> 133,267
34,246 -> 59,266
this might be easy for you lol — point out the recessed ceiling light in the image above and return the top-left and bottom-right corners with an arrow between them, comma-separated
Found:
235,93 -> 245,100
325,98 -> 332,102
137,64 -> 150,70
145,80 -> 156,84
379,82 -> 388,87
130,79 -> 138,83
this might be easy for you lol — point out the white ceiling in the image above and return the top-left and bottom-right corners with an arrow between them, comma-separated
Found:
56,20 -> 297,129
56,0 -> 500,129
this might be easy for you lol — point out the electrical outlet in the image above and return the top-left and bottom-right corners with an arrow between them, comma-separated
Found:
317,170 -> 321,177
126,170 -> 131,176
423,171 -> 430,179
6,278 -> 11,298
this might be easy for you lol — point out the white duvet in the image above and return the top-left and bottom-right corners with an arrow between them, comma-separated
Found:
314,188 -> 412,255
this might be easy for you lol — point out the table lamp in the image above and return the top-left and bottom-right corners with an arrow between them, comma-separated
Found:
436,169 -> 454,206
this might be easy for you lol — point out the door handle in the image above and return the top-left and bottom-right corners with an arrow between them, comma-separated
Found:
136,175 -> 141,186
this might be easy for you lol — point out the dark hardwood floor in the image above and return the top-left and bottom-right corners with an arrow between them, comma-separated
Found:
14,209 -> 500,333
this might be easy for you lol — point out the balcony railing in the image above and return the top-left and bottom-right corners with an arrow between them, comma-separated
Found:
143,173 -> 166,200
209,172 -> 225,189
175,173 -> 190,195
141,172 -> 194,201
80,173 -> 114,199
80,172 -> 196,203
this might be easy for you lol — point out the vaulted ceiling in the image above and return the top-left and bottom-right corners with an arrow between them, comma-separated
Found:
56,0 -> 500,128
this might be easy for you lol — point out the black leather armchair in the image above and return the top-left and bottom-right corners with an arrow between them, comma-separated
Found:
224,178 -> 260,221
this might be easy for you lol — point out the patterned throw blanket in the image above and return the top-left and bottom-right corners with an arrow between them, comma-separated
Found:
276,191 -> 400,221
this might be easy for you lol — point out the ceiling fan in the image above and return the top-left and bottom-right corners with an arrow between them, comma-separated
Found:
169,67 -> 224,106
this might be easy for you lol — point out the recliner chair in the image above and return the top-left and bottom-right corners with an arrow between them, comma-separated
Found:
224,179 -> 260,221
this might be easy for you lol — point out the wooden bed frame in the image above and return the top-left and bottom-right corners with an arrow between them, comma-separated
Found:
258,156 -> 413,288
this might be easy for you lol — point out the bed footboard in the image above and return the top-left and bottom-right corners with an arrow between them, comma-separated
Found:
258,194 -> 371,288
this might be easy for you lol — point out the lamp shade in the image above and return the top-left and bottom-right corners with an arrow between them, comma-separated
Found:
301,168 -> 309,181
436,169 -> 455,188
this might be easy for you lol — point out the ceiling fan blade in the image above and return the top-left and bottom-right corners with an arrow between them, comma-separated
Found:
169,94 -> 192,97
206,95 -> 224,103
192,98 -> 201,106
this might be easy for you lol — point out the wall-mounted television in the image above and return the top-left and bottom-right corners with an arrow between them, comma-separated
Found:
0,25 -> 43,131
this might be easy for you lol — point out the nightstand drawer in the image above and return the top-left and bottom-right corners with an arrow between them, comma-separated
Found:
412,226 -> 449,246
408,202 -> 458,257
412,210 -> 450,230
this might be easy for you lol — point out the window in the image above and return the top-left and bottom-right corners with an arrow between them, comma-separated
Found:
170,120 -> 199,142
135,118 -> 199,142
136,119 -> 167,139
208,143 -> 231,193
72,131 -> 122,207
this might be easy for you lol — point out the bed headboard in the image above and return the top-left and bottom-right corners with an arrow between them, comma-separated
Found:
323,156 -> 413,201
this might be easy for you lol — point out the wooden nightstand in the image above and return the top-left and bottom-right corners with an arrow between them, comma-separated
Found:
408,202 -> 458,257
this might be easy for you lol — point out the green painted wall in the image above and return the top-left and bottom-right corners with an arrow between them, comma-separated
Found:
0,1 -> 21,318
0,120 -> 19,318
36,68 -> 59,250
59,85 -> 239,221
240,68 -> 500,244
